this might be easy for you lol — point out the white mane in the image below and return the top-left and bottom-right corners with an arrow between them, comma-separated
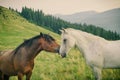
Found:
65,28 -> 106,42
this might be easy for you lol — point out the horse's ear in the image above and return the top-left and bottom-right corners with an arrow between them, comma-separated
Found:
59,29 -> 63,33
40,32 -> 43,37
59,28 -> 67,33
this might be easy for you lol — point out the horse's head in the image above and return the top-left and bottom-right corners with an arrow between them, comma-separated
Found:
39,32 -> 60,53
59,28 -> 76,58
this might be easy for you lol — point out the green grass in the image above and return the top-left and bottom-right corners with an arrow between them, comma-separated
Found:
9,49 -> 94,80
9,49 -> 120,80
0,6 -> 120,80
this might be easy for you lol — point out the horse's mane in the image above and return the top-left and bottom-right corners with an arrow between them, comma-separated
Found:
66,28 -> 106,41
43,34 -> 55,42
14,33 -> 55,55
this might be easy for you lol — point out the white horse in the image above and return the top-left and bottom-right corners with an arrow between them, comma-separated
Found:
59,28 -> 120,80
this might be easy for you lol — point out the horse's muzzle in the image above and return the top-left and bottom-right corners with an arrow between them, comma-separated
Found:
55,46 -> 60,53
61,53 -> 66,58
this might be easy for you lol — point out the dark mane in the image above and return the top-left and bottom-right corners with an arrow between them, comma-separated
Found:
43,34 -> 55,42
14,33 -> 55,54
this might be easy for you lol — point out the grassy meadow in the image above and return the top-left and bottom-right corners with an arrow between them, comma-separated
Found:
0,6 -> 120,80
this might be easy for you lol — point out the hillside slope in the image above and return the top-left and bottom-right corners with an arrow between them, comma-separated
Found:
0,6 -> 60,50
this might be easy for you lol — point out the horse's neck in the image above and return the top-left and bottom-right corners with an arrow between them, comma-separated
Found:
72,30 -> 107,60
75,36 -> 89,58
72,31 -> 99,58
16,42 -> 41,61
26,43 -> 41,60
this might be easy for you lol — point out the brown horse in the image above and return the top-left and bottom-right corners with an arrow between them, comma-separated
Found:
0,32 -> 60,80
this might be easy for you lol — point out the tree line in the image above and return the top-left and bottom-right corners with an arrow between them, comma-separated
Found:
9,7 -> 120,40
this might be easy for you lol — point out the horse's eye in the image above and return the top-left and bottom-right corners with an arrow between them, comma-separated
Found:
63,39 -> 67,43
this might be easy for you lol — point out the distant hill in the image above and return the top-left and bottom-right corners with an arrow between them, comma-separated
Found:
55,11 -> 97,23
55,8 -> 120,34
0,6 -> 59,50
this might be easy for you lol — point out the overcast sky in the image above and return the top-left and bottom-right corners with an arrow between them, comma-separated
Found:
0,0 -> 120,15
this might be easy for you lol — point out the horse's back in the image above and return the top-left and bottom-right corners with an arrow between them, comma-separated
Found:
0,50 -> 13,56
103,40 -> 120,68
107,40 -> 120,53
0,50 -> 13,63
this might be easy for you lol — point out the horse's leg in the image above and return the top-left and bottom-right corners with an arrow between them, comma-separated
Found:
26,71 -> 32,80
17,72 -> 23,80
92,67 -> 102,80
0,72 -> 4,80
0,71 -> 2,80
4,75 -> 9,80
